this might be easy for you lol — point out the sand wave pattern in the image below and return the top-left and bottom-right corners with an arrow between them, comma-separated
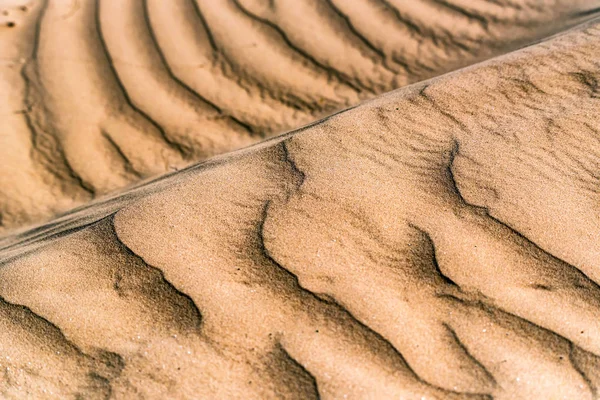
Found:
0,0 -> 598,232
1,9 -> 600,398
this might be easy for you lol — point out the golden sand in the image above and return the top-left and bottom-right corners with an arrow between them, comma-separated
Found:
1,0 -> 600,398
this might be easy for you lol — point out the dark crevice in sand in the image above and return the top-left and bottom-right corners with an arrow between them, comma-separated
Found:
231,0 -> 364,93
379,0 -> 425,36
407,222 -> 460,288
571,70 -> 600,98
100,131 -> 142,179
280,140 -> 305,192
321,0 -> 390,67
429,0 -> 490,29
276,344 -> 321,399
381,0 -> 473,53
442,323 -> 497,387
93,0 -> 191,159
446,139 -> 473,200
188,0 -> 219,54
0,295 -> 123,395
108,214 -> 203,330
0,296 -> 83,354
59,148 -> 98,196
88,372 -> 114,399
113,271 -> 124,297
568,342 -> 598,397
440,291 -> 574,339
22,0 -> 44,69
439,290 -> 596,383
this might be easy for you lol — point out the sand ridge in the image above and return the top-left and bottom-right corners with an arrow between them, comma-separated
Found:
1,0 -> 599,233
1,10 -> 600,398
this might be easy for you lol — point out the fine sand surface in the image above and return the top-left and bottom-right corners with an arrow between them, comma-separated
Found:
1,4 -> 600,399
0,0 -> 599,232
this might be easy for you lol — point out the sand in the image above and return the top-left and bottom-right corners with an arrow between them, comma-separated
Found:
0,0 -> 598,232
1,0 -> 600,399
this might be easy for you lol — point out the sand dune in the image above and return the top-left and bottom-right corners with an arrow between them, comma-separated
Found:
1,0 -> 599,232
1,7 -> 600,398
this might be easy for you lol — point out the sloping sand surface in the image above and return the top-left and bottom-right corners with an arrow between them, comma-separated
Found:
1,9 -> 600,398
0,0 -> 598,232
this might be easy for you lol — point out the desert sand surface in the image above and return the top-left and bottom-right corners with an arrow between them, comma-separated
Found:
2,0 -> 600,399
1,0 -> 599,232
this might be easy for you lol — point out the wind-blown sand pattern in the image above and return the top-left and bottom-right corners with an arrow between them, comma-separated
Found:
1,2 -> 600,397
0,0 -> 599,231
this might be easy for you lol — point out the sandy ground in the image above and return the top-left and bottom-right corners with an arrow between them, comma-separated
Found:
1,0 -> 600,399
0,0 -> 598,232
